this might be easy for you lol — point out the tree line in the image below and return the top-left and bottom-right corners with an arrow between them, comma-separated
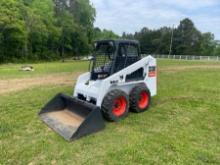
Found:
0,0 -> 118,63
123,18 -> 220,56
0,0 -> 219,63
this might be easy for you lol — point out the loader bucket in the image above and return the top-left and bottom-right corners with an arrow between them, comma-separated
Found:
39,93 -> 105,141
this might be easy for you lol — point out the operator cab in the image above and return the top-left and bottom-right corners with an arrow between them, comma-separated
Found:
90,40 -> 141,80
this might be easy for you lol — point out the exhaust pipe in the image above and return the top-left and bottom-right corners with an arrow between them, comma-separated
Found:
39,93 -> 105,141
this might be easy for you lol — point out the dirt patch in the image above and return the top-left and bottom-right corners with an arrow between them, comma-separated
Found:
1,64 -> 220,95
161,65 -> 220,73
0,72 -> 82,95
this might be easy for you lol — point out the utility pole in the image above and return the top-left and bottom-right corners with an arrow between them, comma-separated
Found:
169,25 -> 174,55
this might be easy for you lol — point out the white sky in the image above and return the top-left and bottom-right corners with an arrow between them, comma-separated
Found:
91,0 -> 220,40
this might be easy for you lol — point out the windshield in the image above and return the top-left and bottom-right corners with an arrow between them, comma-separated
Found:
94,42 -> 115,60
92,42 -> 115,73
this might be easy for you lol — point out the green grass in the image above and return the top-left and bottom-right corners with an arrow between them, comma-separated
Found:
0,59 -> 219,80
1,60 -> 220,164
157,59 -> 220,66
0,61 -> 88,79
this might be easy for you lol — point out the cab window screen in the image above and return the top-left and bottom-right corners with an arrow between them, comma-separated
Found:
126,45 -> 138,57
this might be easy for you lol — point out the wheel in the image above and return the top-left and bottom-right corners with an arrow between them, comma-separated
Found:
101,89 -> 129,122
130,84 -> 151,113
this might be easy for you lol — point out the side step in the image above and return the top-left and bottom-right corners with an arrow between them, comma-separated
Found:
39,93 -> 105,141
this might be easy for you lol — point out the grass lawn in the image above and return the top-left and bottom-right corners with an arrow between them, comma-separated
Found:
0,60 -> 88,79
0,60 -> 220,164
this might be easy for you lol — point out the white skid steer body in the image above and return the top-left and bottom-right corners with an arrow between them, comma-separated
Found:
74,55 -> 157,107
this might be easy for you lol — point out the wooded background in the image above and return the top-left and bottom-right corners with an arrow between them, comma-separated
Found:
0,0 -> 220,63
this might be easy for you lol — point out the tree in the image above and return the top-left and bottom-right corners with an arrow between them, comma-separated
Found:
0,0 -> 27,63
0,0 -> 97,63
123,18 -> 217,56
68,0 -> 96,42
1,3 -> 219,64
174,18 -> 202,55
214,42 -> 220,56
93,28 -> 119,40
54,0 -> 95,57
54,1 -> 75,59
20,0 -> 64,60
200,33 -> 215,56
124,27 -> 172,54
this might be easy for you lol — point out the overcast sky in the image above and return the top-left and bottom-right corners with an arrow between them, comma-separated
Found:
90,0 -> 220,40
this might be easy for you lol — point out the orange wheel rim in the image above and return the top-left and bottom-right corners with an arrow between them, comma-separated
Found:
112,96 -> 127,117
138,91 -> 149,109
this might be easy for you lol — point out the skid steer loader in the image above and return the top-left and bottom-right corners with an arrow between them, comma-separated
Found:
39,40 -> 157,141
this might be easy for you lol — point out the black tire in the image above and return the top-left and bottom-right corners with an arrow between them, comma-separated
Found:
130,84 -> 151,113
101,89 -> 129,122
